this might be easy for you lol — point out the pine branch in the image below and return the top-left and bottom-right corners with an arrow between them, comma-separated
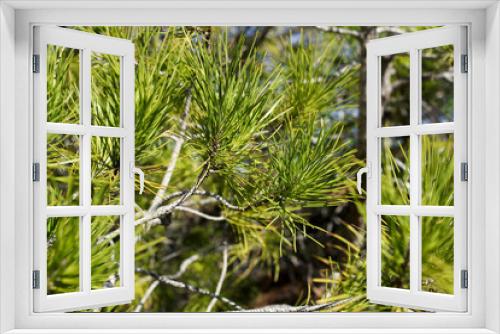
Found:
135,163 -> 211,226
175,206 -> 226,221
135,267 -> 358,313
197,191 -> 248,211
240,296 -> 358,313
164,190 -> 247,211
133,188 -> 247,228
156,190 -> 247,211
137,268 -> 243,311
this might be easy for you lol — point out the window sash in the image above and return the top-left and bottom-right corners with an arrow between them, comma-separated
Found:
366,26 -> 468,312
32,26 -> 136,313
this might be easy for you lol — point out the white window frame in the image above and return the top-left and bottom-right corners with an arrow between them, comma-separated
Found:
0,1 -> 499,333
366,26 -> 468,312
32,26 -> 136,312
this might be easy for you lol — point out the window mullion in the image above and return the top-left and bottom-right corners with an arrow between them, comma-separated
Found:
409,48 -> 421,293
81,48 -> 92,293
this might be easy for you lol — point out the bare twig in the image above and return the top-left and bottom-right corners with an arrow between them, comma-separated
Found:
195,191 -> 247,211
168,253 -> 200,279
315,26 -> 362,40
375,26 -> 406,36
137,268 -> 243,311
161,164 -> 210,214
206,243 -> 229,312
132,189 -> 247,231
148,89 -> 192,214
134,280 -> 160,312
240,296 -> 358,313
175,206 -> 226,221
134,163 -> 210,226
148,189 -> 246,213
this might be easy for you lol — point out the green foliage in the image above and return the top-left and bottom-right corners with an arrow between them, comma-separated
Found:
91,52 -> 121,127
46,45 -> 80,124
278,32 -> 357,119
47,134 -> 80,206
44,25 -> 455,313
317,133 -> 455,311
268,121 -> 355,207
47,217 -> 80,294
184,31 -> 281,181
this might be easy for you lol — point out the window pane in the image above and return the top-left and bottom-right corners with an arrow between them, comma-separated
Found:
47,217 -> 80,295
421,45 -> 454,124
381,137 -> 410,205
47,45 -> 80,124
380,53 -> 410,127
47,134 -> 80,206
421,216 -> 454,294
381,215 -> 410,289
91,216 -> 121,289
421,134 -> 454,206
91,136 -> 121,205
91,52 -> 121,127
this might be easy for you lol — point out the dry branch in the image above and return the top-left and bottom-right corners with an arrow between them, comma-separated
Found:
134,280 -> 160,312
240,296 -> 358,313
175,206 -> 226,222
168,253 -> 201,279
148,90 -> 192,214
137,268 -> 243,311
206,243 -> 229,311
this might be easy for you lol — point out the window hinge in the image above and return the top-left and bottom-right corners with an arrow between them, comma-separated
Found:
32,54 -> 40,73
461,162 -> 468,182
461,54 -> 468,73
461,269 -> 468,289
32,270 -> 40,289
32,162 -> 40,182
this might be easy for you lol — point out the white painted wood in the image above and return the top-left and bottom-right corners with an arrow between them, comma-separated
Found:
374,122 -> 455,137
40,287 -> 133,313
81,47 -> 92,297
37,25 -> 132,56
366,32 -> 379,310
46,206 -> 127,217
409,48 -> 421,295
120,47 -> 135,301
32,26 -> 135,312
0,4 -> 16,333
375,205 -> 455,217
484,4 -> 500,333
8,5 -> 489,332
46,123 -> 127,137
366,26 -> 468,312
3,0 -> 497,10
